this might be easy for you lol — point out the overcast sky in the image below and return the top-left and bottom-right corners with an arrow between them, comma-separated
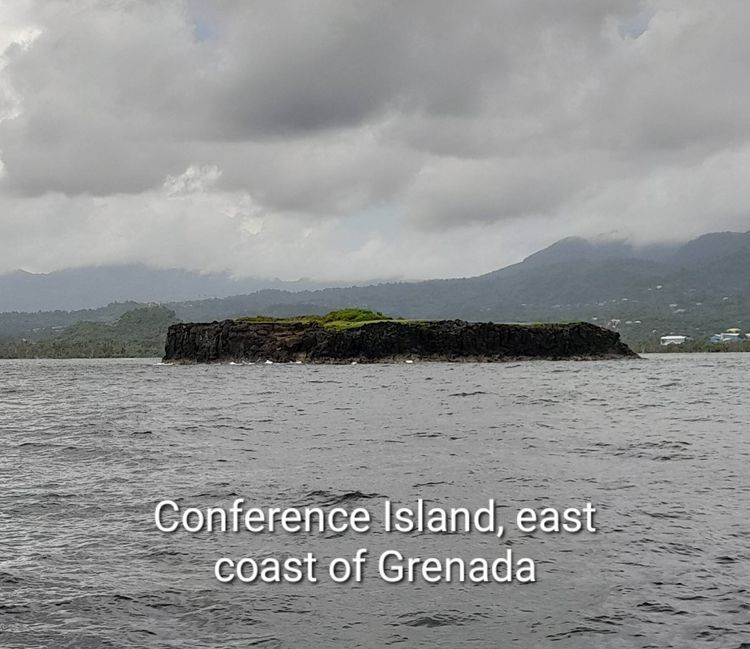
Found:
1,1 -> 749,280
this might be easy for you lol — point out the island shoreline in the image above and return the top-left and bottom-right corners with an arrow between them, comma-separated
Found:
163,317 -> 639,364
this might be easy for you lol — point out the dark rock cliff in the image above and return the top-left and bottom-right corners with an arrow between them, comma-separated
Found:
163,320 -> 638,363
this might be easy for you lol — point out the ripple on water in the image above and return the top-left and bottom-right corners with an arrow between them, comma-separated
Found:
1,354 -> 749,648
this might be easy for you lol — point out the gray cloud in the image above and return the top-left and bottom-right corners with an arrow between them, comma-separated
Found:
1,0 -> 749,279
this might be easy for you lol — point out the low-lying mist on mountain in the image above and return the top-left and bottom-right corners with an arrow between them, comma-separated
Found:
2,230 -> 749,353
0,265 -> 379,313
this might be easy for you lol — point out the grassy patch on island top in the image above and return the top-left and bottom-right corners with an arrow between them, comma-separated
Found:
237,308 -> 412,330
236,311 -> 598,332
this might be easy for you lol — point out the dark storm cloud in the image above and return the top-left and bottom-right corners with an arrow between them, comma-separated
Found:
1,1 -> 749,279
210,1 -> 509,138
0,0 -> 632,196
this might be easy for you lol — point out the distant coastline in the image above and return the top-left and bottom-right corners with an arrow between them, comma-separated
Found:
2,230 -> 749,359
1,304 -> 748,360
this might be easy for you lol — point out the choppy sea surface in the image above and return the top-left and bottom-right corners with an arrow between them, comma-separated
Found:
1,354 -> 749,648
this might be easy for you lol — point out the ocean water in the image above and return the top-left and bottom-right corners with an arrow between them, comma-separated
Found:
1,354 -> 748,648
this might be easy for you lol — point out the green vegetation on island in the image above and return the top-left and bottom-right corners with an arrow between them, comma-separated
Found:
237,308 -> 402,330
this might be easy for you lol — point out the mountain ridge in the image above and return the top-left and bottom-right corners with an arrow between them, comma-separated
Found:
2,230 -> 749,347
0,264 -> 386,312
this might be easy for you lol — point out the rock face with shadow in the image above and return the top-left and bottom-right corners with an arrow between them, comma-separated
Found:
163,320 -> 638,363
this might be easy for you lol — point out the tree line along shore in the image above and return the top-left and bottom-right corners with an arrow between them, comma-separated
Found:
0,305 -> 747,359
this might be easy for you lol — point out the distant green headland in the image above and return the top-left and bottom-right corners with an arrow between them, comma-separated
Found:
2,231 -> 750,358
0,306 -> 177,359
162,308 -> 638,364
1,305 -> 748,359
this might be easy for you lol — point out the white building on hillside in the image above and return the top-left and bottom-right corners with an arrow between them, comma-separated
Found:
660,335 -> 689,346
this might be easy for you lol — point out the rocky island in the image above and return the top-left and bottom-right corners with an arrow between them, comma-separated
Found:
163,309 -> 637,363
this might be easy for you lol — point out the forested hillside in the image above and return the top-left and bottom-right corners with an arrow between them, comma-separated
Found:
1,231 -> 749,357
